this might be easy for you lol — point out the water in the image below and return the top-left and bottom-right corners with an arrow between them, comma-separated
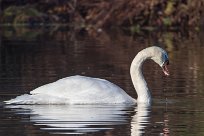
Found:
1,26 -> 204,136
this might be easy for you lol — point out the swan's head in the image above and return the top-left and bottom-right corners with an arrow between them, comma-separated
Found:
147,46 -> 170,76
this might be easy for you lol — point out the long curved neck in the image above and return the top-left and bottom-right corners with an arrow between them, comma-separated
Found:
130,51 -> 151,104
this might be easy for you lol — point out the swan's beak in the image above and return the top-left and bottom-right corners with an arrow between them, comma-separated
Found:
162,60 -> 170,76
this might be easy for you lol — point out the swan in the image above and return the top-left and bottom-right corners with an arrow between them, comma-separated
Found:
5,46 -> 169,105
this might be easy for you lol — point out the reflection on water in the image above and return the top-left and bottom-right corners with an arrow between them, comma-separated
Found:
5,104 -> 150,135
1,26 -> 204,135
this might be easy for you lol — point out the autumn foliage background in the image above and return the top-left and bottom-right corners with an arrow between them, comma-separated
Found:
1,0 -> 204,31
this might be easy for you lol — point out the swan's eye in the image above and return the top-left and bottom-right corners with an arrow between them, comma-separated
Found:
164,54 -> 169,65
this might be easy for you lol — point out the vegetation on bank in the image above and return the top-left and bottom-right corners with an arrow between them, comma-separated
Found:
1,0 -> 204,31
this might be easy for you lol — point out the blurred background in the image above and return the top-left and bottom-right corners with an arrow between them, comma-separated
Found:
0,0 -> 204,30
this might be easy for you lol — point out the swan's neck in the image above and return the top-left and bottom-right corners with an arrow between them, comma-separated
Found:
130,51 -> 151,104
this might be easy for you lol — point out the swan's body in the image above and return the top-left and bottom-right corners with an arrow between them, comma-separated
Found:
5,46 -> 169,105
7,76 -> 136,104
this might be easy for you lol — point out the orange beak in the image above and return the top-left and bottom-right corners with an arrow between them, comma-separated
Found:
162,61 -> 170,76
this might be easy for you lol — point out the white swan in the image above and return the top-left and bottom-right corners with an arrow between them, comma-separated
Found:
5,46 -> 169,105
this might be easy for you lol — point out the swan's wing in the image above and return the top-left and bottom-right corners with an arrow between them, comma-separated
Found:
30,75 -> 95,95
30,75 -> 109,96
29,75 -> 135,104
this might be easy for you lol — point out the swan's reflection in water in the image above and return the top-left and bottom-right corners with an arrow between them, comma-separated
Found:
6,104 -> 151,135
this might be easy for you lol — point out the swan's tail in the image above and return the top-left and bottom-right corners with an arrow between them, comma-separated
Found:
4,94 -> 70,104
4,94 -> 34,104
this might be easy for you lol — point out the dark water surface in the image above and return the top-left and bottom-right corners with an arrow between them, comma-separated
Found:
1,26 -> 204,136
